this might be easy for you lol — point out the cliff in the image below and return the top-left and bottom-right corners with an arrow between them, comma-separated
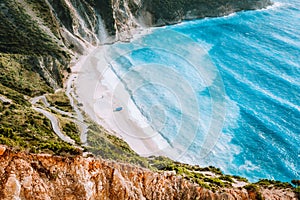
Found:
133,0 -> 272,26
0,0 -> 273,155
0,146 -> 298,200
0,0 -> 273,92
2,0 -> 298,199
1,0 -> 273,54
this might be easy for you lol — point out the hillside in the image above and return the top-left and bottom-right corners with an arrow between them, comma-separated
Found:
1,0 -> 299,199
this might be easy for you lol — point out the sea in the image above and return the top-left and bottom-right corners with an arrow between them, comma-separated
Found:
103,0 -> 300,182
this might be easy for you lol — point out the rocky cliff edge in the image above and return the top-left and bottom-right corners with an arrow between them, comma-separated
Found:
0,146 -> 297,200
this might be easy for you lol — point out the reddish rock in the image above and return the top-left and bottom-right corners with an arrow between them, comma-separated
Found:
0,145 -> 6,156
0,149 -> 297,200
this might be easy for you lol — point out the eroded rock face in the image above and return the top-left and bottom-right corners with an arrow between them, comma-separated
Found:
137,0 -> 272,26
9,0 -> 273,47
0,0 -> 273,89
0,148 -> 297,200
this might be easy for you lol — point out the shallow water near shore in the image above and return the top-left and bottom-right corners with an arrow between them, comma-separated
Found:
90,0 -> 300,182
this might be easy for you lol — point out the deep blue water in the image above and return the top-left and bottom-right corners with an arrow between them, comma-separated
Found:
106,0 -> 299,182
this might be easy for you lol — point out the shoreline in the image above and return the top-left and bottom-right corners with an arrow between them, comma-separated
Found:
69,31 -> 172,157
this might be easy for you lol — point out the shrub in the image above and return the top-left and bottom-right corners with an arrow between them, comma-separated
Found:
256,179 -> 292,188
219,175 -> 234,183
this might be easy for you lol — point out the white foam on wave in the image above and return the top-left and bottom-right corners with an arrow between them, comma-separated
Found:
237,41 -> 300,88
272,32 -> 300,51
262,2 -> 285,11
100,62 -> 154,130
222,63 -> 300,114
223,97 -> 240,129
175,85 -> 241,169
238,160 -> 260,173
126,100 -> 150,128
244,105 -> 294,139
179,129 -> 241,173
73,46 -> 173,156
191,39 -> 214,53
223,12 -> 237,18
92,27 -> 247,162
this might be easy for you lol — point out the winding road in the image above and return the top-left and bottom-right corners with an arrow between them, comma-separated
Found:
33,107 -> 75,144
30,86 -> 88,146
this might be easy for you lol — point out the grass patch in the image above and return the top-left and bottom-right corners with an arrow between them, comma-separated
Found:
204,177 -> 225,187
256,179 -> 293,189
26,0 -> 61,38
147,157 -> 236,191
198,166 -> 223,175
232,175 -> 249,183
0,83 -> 30,106
46,91 -> 73,112
0,100 -> 81,155
86,121 -> 149,167
219,175 -> 234,183
0,54 -> 53,97
0,0 -> 66,57
0,1 -> 70,91
61,119 -> 81,145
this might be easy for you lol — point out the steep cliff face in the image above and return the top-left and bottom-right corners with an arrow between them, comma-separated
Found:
0,0 -> 272,89
137,0 -> 272,26
0,0 -> 68,90
99,0 -> 273,41
4,1 -> 296,199
0,147 -> 297,200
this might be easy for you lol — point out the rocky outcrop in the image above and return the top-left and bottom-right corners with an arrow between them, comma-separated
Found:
0,147 -> 297,200
0,0 -> 272,89
1,0 -> 274,51
3,1 -> 293,199
137,0 -> 272,26
97,0 -> 273,41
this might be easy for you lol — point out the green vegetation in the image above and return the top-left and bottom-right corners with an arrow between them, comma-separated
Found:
0,0 -> 295,197
0,83 -> 30,106
25,0 -> 61,38
198,166 -> 223,175
0,0 -> 67,57
86,121 -> 149,167
244,184 -> 263,200
291,180 -> 300,197
232,175 -> 249,183
46,91 -> 73,112
0,95 -> 81,155
0,0 -> 70,92
296,187 -> 300,194
0,54 -> 53,97
0,0 -> 77,156
61,120 -> 81,145
143,0 -> 271,26
56,112 -> 256,192
147,157 -> 240,191
219,175 -> 234,183
292,180 -> 300,187
256,179 -> 293,189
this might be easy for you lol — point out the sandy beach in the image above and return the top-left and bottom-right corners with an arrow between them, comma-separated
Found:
72,45 -> 171,157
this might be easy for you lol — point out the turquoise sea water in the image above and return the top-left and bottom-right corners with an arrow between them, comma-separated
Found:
106,0 -> 299,182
